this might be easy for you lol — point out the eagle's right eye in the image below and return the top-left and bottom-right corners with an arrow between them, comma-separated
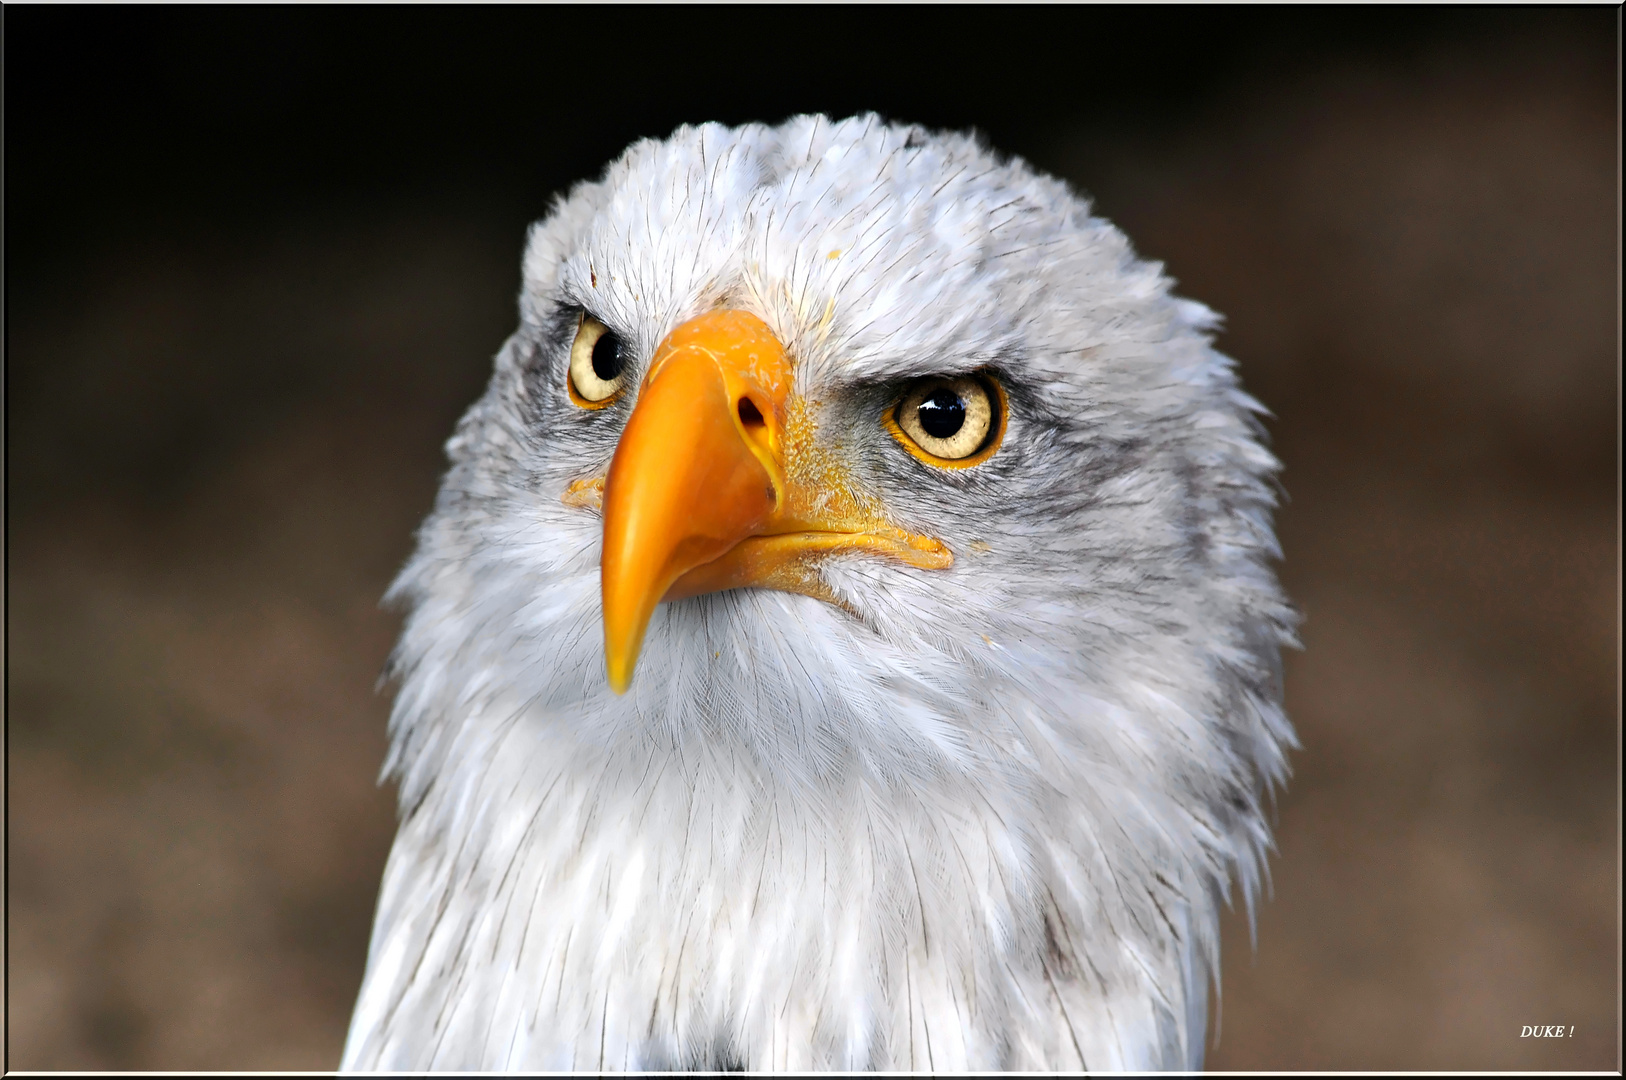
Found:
567,315 -> 627,407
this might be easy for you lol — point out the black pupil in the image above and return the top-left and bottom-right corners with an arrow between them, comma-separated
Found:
917,388 -> 965,439
591,331 -> 624,382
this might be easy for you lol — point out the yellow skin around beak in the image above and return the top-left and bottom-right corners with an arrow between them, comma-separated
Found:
596,310 -> 952,693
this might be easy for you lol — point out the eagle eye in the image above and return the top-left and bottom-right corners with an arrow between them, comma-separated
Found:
887,373 -> 1006,467
567,314 -> 627,407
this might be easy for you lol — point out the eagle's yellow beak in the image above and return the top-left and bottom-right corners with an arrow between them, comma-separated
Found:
598,309 -> 951,693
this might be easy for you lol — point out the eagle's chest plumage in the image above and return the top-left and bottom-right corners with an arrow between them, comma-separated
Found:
341,710 -> 1201,1071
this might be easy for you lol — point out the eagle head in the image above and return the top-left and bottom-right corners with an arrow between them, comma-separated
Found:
345,115 -> 1297,1072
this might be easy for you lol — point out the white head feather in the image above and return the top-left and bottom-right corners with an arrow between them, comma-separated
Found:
342,114 -> 1297,1072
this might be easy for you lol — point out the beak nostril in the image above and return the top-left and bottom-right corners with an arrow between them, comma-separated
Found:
738,397 -> 765,427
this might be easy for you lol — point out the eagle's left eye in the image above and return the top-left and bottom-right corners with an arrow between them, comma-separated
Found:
888,373 -> 1005,467
567,315 -> 627,407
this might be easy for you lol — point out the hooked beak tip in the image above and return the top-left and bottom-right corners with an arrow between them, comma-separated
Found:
603,614 -> 646,694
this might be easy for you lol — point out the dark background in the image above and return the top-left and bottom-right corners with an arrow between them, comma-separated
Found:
6,7 -> 1619,1070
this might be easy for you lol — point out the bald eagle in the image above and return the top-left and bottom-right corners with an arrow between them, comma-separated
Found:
341,115 -> 1297,1071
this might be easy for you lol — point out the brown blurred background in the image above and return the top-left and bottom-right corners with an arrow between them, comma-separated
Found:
5,8 -> 1618,1071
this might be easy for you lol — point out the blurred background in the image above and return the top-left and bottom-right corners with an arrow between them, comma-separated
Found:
6,7 -> 1618,1070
